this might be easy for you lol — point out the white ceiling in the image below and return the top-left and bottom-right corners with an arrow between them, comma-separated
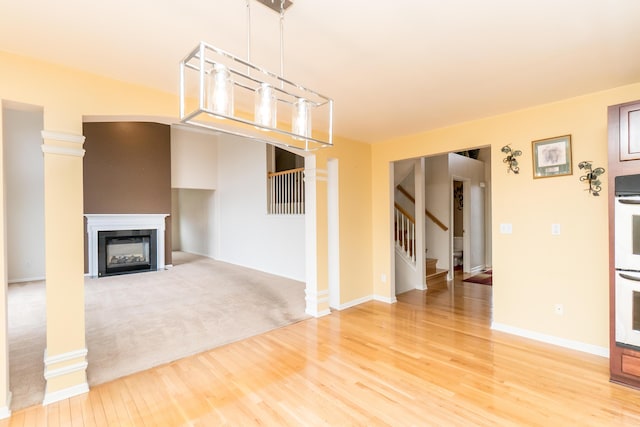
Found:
1,0 -> 640,143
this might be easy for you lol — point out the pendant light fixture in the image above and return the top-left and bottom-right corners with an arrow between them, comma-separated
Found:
179,0 -> 333,151
255,82 -> 277,128
207,63 -> 234,116
292,98 -> 311,139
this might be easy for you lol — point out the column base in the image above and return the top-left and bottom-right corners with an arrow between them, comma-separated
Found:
43,382 -> 89,406
305,289 -> 331,318
43,348 -> 89,406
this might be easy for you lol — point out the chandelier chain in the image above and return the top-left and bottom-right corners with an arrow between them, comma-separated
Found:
246,0 -> 251,74
280,0 -> 285,80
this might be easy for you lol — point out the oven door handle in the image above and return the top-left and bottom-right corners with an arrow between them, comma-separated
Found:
617,198 -> 640,205
619,272 -> 640,282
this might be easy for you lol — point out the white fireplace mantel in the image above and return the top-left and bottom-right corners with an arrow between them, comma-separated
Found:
85,214 -> 169,277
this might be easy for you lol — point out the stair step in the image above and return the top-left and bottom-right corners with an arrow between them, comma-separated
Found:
426,268 -> 448,290
426,258 -> 438,275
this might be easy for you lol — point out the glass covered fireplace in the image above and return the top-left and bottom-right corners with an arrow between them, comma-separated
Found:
97,229 -> 157,277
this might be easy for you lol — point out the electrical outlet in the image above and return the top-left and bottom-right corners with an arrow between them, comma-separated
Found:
554,304 -> 564,316
381,273 -> 387,283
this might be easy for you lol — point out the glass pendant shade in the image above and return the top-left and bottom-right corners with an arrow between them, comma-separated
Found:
206,63 -> 234,116
292,98 -> 312,139
254,83 -> 277,128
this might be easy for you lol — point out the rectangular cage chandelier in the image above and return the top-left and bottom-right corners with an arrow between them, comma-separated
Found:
179,1 -> 333,151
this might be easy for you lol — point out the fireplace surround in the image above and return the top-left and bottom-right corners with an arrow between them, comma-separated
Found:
85,214 -> 169,278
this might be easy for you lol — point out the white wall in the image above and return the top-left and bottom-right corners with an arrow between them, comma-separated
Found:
395,251 -> 417,294
477,148 -> 493,267
424,155 -> 450,270
3,107 -> 44,283
170,126 -> 218,257
171,126 -> 217,189
449,153 -> 486,273
170,128 -> 305,280
395,163 -> 415,216
174,188 -> 216,257
216,135 -> 305,281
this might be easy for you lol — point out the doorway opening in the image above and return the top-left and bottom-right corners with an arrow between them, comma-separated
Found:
392,147 -> 491,297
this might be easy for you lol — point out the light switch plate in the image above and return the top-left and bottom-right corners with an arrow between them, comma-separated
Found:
500,223 -> 512,234
551,224 -> 561,235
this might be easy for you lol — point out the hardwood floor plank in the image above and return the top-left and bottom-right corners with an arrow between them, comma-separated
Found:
5,275 -> 640,425
87,388 -> 108,427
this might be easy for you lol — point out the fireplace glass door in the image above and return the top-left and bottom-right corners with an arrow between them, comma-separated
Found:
106,236 -> 150,271
98,229 -> 157,276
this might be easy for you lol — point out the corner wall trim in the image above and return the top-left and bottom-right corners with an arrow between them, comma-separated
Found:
44,348 -> 88,365
41,130 -> 86,145
44,362 -> 88,380
303,168 -> 328,183
0,392 -> 12,420
305,288 -> 331,317
42,383 -> 89,406
305,289 -> 329,306
491,322 -> 609,358
41,145 -> 86,157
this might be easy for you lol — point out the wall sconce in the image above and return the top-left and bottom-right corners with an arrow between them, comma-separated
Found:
501,145 -> 522,174
578,161 -> 605,196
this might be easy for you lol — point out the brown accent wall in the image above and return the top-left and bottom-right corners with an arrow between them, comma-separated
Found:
83,122 -> 172,271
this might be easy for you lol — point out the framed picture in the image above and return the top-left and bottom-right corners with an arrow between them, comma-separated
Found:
532,135 -> 572,178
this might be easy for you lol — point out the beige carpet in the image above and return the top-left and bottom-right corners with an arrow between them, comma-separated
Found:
8,251 -> 308,411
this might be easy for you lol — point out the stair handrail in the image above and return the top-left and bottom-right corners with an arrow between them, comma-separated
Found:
396,185 -> 449,232
393,203 -> 416,263
267,167 -> 305,178
393,202 -> 415,224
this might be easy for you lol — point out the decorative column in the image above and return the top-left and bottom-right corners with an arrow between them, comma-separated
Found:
0,107 -> 10,420
41,131 -> 89,405
304,155 -> 331,317
414,158 -> 427,290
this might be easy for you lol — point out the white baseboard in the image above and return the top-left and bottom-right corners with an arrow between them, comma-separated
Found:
491,322 -> 609,358
373,295 -> 397,304
469,265 -> 486,274
8,276 -> 45,284
305,308 -> 331,318
43,382 -> 89,406
335,294 -> 398,311
0,392 -> 12,420
337,295 -> 373,310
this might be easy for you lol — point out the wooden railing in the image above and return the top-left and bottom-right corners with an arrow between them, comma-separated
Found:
396,185 -> 448,232
394,203 -> 416,263
267,168 -> 305,215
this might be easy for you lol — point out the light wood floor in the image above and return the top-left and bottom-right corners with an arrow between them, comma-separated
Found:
3,274 -> 640,426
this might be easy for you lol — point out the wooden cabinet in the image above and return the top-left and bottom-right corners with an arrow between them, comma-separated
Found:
618,101 -> 640,161
621,349 -> 640,377
608,99 -> 640,389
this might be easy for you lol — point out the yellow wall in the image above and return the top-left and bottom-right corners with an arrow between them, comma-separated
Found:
316,138 -> 373,304
372,82 -> 640,349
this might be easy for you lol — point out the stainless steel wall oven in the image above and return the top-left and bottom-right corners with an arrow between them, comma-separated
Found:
614,174 -> 640,349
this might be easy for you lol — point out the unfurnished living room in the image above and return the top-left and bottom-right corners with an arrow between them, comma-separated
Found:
2,0 -> 640,425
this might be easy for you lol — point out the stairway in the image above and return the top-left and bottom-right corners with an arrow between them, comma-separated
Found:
426,258 -> 448,289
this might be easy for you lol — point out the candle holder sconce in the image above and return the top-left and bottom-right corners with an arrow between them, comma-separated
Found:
578,161 -> 605,196
501,145 -> 522,174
